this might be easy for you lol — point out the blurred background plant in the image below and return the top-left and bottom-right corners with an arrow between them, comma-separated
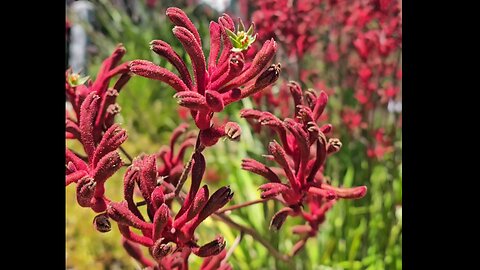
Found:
66,0 -> 401,269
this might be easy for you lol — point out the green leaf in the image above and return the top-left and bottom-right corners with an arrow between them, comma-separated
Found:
225,28 -> 237,39
247,23 -> 255,36
238,18 -> 245,32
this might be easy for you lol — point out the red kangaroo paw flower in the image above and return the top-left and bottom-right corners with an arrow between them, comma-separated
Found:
132,155 -> 157,220
205,90 -> 225,112
320,124 -> 332,134
288,81 -> 304,117
326,138 -> 342,154
169,123 -> 189,157
93,213 -> 111,233
312,91 -> 328,121
306,135 -> 328,183
151,238 -> 175,261
92,150 -> 122,185
95,88 -> 119,128
270,207 -> 295,231
79,92 -> 100,159
208,53 -> 245,91
297,106 -> 315,125
129,60 -> 190,93
104,103 -> 121,127
307,187 -> 337,200
105,62 -> 130,81
291,224 -> 313,235
113,72 -> 131,92
151,187 -> 166,210
224,122 -> 242,141
173,91 -> 209,111
195,111 -> 213,130
291,238 -> 308,256
174,185 -> 209,229
122,237 -> 155,268
166,7 -> 201,44
66,119 -> 81,140
91,124 -> 127,167
118,224 -> 154,247
239,108 -> 263,119
192,236 -> 226,257
248,63 -> 281,94
150,40 -> 193,90
153,204 -> 171,241
91,44 -> 126,96
197,186 -> 234,221
183,186 -> 233,237
222,63 -> 281,105
199,126 -> 225,147
107,201 -> 153,231
258,182 -> 290,199
208,21 -> 221,71
219,39 -> 277,92
172,26 -> 207,95
304,88 -> 318,109
123,166 -> 147,223
76,176 -> 96,207
268,141 -> 300,191
186,185 -> 210,221
200,249 -> 228,270
320,183 -> 368,199
218,13 -> 235,31
241,158 -> 281,183
66,170 -> 88,186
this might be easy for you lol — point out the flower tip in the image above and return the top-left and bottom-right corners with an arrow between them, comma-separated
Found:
224,122 -> 242,141
270,209 -> 290,231
357,186 -> 368,198
193,236 -> 226,257
93,213 -> 111,233
152,239 -> 175,260
165,7 -> 180,16
325,190 -> 337,201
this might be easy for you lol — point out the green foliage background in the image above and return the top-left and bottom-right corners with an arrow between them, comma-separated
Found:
66,1 -> 401,269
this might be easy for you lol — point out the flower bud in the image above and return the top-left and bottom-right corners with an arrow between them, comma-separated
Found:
224,122 -> 241,141
270,207 -> 294,231
327,138 -> 342,154
93,213 -> 111,233
193,236 -> 226,257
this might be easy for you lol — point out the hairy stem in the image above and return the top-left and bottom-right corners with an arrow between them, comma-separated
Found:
215,198 -> 268,214
119,146 -> 133,163
174,132 -> 203,196
174,154 -> 194,197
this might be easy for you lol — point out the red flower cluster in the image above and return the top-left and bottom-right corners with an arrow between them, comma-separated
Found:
65,5 -> 376,268
66,92 -> 127,213
318,0 -> 401,108
241,81 -> 367,252
65,13 -> 240,268
66,44 -> 131,141
105,150 -> 233,267
367,127 -> 394,160
129,7 -> 280,147
66,103 -> 234,268
252,0 -> 323,59
65,45 -> 133,212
